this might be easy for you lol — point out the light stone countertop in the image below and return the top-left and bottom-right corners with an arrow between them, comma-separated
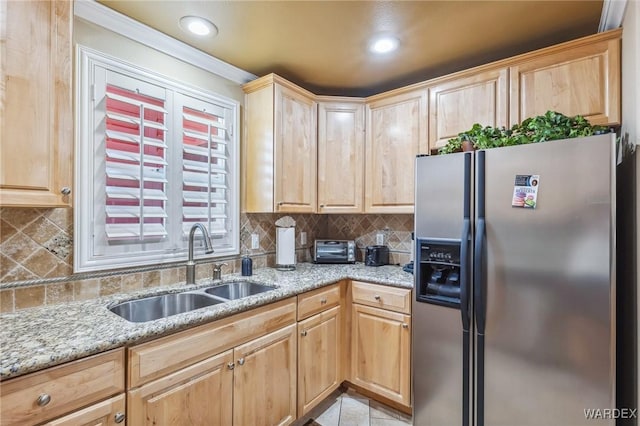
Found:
0,263 -> 413,380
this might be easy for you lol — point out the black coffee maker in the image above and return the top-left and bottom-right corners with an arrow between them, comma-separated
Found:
365,245 -> 389,266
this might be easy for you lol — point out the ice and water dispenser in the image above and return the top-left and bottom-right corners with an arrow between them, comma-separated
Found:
416,239 -> 462,308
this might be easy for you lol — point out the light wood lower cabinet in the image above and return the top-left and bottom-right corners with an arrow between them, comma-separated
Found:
298,305 -> 342,416
128,351 -> 233,426
0,349 -> 124,426
126,298 -> 297,426
233,325 -> 297,426
351,303 -> 411,407
44,394 -> 126,426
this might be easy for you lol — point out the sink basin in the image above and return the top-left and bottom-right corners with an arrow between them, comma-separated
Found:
109,292 -> 224,323
204,282 -> 275,300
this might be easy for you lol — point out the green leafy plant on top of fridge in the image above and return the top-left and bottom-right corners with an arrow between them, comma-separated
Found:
438,111 -> 609,154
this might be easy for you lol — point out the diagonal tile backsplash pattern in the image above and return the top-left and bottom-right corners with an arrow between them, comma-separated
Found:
0,207 -> 412,312
1,208 -> 73,282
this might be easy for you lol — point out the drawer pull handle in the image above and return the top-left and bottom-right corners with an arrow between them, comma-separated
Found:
402,323 -> 409,329
114,412 -> 126,423
36,394 -> 51,407
320,298 -> 327,304
374,295 -> 381,300
238,358 -> 245,366
60,187 -> 71,195
227,362 -> 235,370
301,330 -> 308,337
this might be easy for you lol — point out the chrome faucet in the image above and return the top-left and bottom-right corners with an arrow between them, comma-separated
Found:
186,223 -> 214,285
212,263 -> 228,281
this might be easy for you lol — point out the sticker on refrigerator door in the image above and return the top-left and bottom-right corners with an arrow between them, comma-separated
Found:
512,174 -> 539,208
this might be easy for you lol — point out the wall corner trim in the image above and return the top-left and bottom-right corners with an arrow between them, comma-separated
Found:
73,0 -> 258,85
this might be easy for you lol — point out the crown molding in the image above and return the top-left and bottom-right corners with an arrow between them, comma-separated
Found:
73,0 -> 257,85
599,0 -> 628,32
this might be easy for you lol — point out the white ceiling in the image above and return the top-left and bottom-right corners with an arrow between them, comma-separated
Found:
97,0 -> 605,97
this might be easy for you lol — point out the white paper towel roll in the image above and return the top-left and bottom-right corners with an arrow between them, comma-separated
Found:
276,227 -> 296,268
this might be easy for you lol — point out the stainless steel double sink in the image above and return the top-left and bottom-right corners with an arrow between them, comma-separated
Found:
109,281 -> 275,323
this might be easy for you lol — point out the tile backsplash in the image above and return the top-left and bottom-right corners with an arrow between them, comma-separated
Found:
0,208 -> 412,312
325,214 -> 414,265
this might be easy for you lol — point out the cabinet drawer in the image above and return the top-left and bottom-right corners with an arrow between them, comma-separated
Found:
297,283 -> 341,320
0,349 -> 124,426
44,393 -> 125,426
128,297 -> 297,388
351,281 -> 411,314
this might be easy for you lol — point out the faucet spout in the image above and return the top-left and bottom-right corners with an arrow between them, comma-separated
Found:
186,223 -> 214,284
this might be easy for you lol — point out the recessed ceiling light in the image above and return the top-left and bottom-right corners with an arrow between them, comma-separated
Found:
369,36 -> 399,54
179,16 -> 218,37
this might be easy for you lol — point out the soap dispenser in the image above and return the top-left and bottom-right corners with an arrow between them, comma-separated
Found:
241,252 -> 253,276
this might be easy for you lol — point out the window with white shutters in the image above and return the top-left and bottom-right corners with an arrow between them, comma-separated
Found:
76,47 -> 239,272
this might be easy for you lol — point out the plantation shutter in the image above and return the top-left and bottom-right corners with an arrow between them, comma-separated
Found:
179,94 -> 232,240
103,71 -> 169,241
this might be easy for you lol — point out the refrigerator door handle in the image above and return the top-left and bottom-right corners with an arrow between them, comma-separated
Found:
460,151 -> 472,426
474,150 -> 486,426
474,218 -> 486,334
460,151 -> 472,331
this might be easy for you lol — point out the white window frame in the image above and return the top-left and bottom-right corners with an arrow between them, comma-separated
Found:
75,46 -> 240,273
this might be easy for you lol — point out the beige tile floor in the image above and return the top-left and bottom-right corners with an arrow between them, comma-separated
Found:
298,388 -> 412,426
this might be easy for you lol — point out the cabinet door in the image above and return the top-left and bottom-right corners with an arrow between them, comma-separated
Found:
365,90 -> 428,213
128,351 -> 233,426
274,84 -> 317,213
510,37 -> 620,126
298,306 -> 342,416
0,0 -> 72,207
317,100 -> 365,213
429,68 -> 508,150
44,394 -> 126,426
234,324 -> 297,426
351,304 -> 411,406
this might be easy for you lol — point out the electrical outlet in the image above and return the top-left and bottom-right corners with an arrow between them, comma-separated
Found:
300,232 -> 307,245
251,233 -> 260,250
376,233 -> 385,245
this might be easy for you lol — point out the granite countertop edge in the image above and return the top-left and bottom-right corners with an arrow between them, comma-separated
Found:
0,263 -> 413,380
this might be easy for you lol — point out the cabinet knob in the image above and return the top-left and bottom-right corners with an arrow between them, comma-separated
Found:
227,362 -> 235,370
320,204 -> 325,208
374,295 -> 381,301
301,330 -> 307,337
402,323 -> 409,329
36,393 -> 51,407
60,187 -> 71,195
320,298 -> 327,304
114,412 -> 126,423
237,358 -> 245,366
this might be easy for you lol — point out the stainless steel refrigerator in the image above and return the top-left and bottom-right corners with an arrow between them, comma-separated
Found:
412,134 -> 616,426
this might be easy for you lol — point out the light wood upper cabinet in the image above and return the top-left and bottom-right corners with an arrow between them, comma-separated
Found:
0,0 -> 73,207
243,74 -> 317,213
233,324 -> 297,426
351,303 -> 411,407
317,98 -> 365,213
365,90 -> 428,213
509,32 -> 621,127
429,68 -> 508,150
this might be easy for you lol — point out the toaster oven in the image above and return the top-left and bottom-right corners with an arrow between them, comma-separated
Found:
313,240 -> 356,264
